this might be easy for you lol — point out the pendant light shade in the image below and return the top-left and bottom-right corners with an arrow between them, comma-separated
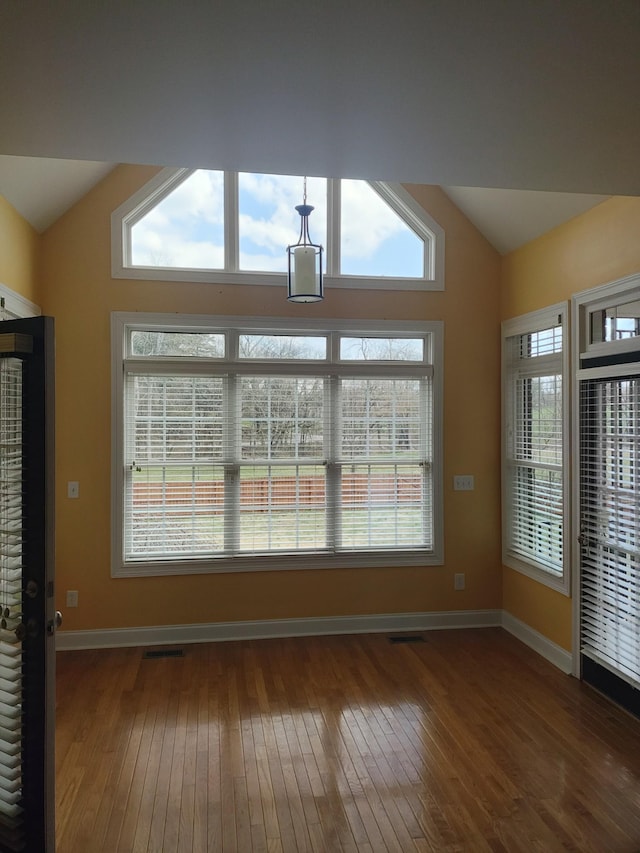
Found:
287,180 -> 323,302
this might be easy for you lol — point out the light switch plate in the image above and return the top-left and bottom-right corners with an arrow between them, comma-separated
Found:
453,475 -> 474,491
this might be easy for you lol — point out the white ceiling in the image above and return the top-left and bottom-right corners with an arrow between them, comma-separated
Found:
0,156 -> 114,233
0,1 -> 636,251
441,186 -> 610,254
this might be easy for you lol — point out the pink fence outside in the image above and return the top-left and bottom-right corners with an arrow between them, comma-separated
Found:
133,474 -> 422,508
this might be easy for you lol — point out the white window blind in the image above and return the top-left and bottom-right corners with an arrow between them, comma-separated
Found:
114,315 -> 443,576
502,306 -> 568,591
339,377 -> 430,549
0,359 -> 24,822
125,374 -> 225,559
579,376 -> 640,688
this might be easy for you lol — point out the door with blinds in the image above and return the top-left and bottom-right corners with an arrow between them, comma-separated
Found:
0,317 -> 55,852
577,282 -> 640,718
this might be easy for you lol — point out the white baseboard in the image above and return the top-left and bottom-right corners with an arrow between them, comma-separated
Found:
501,611 -> 573,674
57,609 -> 572,674
56,609 -> 502,652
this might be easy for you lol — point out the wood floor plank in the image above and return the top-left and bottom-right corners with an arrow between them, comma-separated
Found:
131,663 -> 173,853
55,629 -> 640,852
113,684 -> 157,852
177,682 -> 200,852
191,680 -> 211,853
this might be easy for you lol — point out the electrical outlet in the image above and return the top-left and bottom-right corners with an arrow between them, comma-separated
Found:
66,590 -> 79,608
67,481 -> 79,499
453,475 -> 474,491
454,573 -> 465,591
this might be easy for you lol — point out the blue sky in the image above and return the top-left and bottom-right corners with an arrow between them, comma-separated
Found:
131,171 -> 424,277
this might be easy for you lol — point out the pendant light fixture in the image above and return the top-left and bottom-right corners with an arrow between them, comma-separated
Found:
287,177 -> 324,302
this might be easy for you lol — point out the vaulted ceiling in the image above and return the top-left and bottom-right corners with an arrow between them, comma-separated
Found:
0,1 -> 637,251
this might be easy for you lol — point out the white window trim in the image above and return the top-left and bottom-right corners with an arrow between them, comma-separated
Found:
111,168 -> 445,291
501,302 -> 570,595
574,271 -> 640,361
111,312 -> 444,577
0,282 -> 40,319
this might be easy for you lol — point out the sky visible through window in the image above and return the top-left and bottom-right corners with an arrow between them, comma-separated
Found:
238,173 -> 326,272
131,172 -> 424,277
339,180 -> 422,277
132,170 -> 225,269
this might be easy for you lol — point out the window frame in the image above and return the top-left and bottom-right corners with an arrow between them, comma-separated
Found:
111,168 -> 444,291
501,302 -> 570,595
111,312 -> 444,577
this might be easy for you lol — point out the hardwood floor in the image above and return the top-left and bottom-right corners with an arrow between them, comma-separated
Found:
55,628 -> 640,852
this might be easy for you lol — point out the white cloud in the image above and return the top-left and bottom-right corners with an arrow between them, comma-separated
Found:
340,180 -> 409,259
132,170 -> 225,266
238,173 -> 327,258
238,248 -> 287,272
130,170 -> 417,273
132,222 -> 224,268
154,170 -> 224,225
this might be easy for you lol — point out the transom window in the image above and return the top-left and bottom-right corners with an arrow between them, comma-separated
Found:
502,304 -> 569,594
111,314 -> 443,577
111,170 -> 444,290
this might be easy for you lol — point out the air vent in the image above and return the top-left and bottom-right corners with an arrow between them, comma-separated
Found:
388,635 -> 425,644
143,648 -> 184,659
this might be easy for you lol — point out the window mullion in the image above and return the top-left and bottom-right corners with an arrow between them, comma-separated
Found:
420,376 -> 431,546
326,375 -> 341,551
225,170 -> 239,273
327,179 -> 340,277
225,373 -> 240,554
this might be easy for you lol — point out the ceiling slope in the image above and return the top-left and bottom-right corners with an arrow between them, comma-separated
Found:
0,1 -> 638,196
0,157 -> 114,232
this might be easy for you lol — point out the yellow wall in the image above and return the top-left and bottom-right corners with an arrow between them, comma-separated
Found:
9,164 -> 639,649
41,165 -> 503,632
0,194 -> 41,305
501,195 -> 640,651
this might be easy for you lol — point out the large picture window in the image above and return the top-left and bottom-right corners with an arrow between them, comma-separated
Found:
502,304 -> 569,594
112,314 -> 443,576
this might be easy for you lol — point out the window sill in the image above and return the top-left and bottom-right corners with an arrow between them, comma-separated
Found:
110,267 -> 444,292
503,552 -> 570,596
112,548 -> 443,578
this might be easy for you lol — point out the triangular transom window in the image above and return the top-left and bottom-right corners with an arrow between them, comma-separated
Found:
113,169 -> 444,290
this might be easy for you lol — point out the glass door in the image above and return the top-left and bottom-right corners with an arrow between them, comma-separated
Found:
0,317 -> 55,852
